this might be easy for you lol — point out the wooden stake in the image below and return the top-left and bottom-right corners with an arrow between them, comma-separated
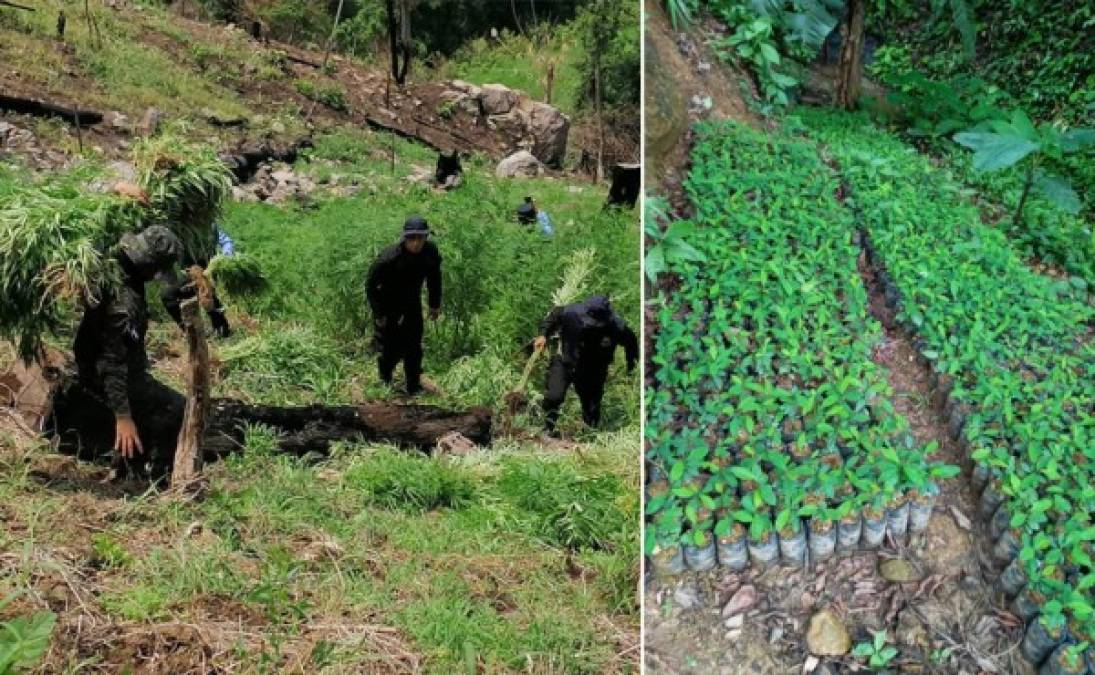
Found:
84,0 -> 101,49
72,110 -> 83,153
593,0 -> 605,182
172,298 -> 210,485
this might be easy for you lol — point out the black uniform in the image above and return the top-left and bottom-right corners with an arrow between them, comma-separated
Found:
365,240 -> 442,393
52,260 -> 185,479
541,296 -> 637,432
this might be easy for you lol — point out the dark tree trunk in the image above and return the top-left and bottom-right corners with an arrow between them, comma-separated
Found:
0,93 -> 101,126
835,0 -> 865,110
202,400 -> 492,458
605,163 -> 640,209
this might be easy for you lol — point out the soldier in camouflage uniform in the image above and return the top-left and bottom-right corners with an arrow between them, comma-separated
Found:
51,226 -> 187,482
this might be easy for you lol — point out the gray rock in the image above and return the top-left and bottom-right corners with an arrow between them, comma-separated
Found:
136,107 -> 162,136
527,102 -> 569,167
721,585 -> 757,617
102,111 -> 131,132
880,558 -> 924,584
672,584 -> 699,610
806,609 -> 851,656
480,83 -> 518,115
495,150 -> 544,178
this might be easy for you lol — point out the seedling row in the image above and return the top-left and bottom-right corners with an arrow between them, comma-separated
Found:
801,109 -> 1095,674
645,122 -> 955,576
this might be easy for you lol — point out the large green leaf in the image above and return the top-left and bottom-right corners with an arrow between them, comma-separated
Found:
952,131 -> 1039,171
1033,171 -> 1082,215
1060,128 -> 1095,153
0,611 -> 56,672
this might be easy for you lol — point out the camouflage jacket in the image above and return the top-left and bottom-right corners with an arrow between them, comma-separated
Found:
73,278 -> 150,417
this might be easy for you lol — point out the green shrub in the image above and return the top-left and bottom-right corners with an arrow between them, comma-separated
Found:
498,460 -> 628,551
207,254 -> 268,297
345,449 -> 477,512
0,594 -> 55,674
294,80 -> 348,111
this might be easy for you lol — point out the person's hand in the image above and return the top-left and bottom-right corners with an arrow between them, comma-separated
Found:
429,307 -> 440,321
114,415 -> 144,459
533,336 -> 547,352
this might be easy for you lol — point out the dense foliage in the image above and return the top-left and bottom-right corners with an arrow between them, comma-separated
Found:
869,0 -> 1094,124
801,108 -> 1095,655
645,121 -> 954,557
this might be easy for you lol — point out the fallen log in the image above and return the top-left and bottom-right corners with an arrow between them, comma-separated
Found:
6,347 -> 492,462
203,400 -> 492,458
285,53 -> 322,69
0,93 -> 102,126
0,0 -> 35,11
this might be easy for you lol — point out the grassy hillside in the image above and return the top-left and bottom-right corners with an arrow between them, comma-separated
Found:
0,11 -> 640,670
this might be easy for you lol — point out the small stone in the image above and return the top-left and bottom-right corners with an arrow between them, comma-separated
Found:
803,655 -> 820,673
950,507 -> 972,531
880,558 -> 924,584
673,584 -> 699,610
697,61 -> 712,74
769,625 -> 784,643
136,107 -> 162,136
724,614 -> 744,629
722,584 -> 757,617
806,609 -> 851,656
725,628 -> 742,641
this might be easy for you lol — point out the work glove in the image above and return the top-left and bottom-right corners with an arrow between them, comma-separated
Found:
209,310 -> 232,338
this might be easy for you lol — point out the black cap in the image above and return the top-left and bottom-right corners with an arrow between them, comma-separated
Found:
585,295 -> 612,320
402,215 -> 429,237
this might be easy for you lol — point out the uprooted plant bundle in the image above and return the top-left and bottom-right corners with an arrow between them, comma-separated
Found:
0,135 -> 232,360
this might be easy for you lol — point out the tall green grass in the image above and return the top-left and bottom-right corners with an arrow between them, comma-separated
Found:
217,130 -> 639,426
433,27 -> 583,115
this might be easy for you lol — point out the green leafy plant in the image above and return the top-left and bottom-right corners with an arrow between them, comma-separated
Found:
644,197 -> 706,282
665,0 -> 696,27
436,99 -> 457,119
716,15 -> 798,105
954,110 -> 1093,225
0,594 -> 56,674
853,630 -> 898,670
0,134 -> 231,359
90,534 -> 133,569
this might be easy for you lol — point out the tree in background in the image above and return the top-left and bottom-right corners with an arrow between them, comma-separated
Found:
574,0 -> 640,177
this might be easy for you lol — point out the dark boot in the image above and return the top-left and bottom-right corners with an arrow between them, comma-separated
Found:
543,356 -> 571,434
